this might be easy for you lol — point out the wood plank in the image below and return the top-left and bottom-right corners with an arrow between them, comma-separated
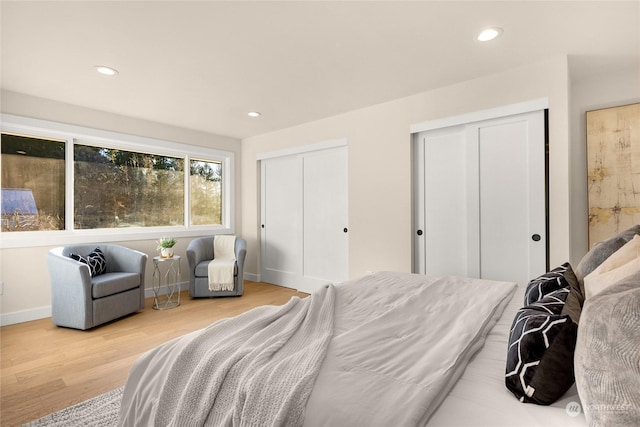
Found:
0,281 -> 307,427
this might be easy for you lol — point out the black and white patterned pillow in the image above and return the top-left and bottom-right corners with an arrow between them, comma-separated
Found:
527,287 -> 569,315
505,288 -> 578,405
524,263 -> 573,305
70,247 -> 107,277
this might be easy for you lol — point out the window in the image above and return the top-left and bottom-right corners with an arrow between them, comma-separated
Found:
1,133 -> 65,232
0,114 -> 234,248
190,159 -> 222,226
74,145 -> 185,229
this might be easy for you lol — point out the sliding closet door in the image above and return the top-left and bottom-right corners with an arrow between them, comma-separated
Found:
415,127 -> 469,277
261,155 -> 301,288
471,111 -> 547,286
302,147 -> 348,293
414,110 -> 547,286
261,144 -> 348,293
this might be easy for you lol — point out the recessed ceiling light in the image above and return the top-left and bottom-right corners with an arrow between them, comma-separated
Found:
95,65 -> 119,76
248,111 -> 261,117
477,27 -> 503,42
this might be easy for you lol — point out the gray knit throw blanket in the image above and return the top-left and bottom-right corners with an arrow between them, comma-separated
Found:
155,284 -> 336,427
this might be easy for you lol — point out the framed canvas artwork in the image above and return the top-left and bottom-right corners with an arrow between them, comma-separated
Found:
587,102 -> 640,247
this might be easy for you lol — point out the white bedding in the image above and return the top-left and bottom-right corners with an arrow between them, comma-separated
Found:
427,284 -> 587,427
303,272 -> 516,426
118,271 -> 516,426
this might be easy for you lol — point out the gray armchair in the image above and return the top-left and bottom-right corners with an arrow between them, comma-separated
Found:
47,244 -> 147,330
186,236 -> 246,297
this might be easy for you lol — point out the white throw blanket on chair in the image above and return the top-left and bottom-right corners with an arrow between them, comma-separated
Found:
208,235 -> 236,291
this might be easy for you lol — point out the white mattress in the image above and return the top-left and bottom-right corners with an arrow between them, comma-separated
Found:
426,285 -> 587,427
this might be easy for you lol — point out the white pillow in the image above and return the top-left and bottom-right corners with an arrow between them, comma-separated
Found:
584,234 -> 640,299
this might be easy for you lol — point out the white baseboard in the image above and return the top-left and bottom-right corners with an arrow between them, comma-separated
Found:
244,272 -> 260,282
1,305 -> 52,326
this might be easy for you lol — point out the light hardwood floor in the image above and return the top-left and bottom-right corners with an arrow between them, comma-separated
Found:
0,281 -> 308,427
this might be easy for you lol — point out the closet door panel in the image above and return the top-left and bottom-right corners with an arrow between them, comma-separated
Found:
474,111 -> 546,286
302,147 -> 348,292
420,128 -> 469,277
261,156 -> 301,288
477,121 -> 531,285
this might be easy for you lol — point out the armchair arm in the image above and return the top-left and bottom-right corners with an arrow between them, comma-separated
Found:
47,247 -> 93,329
187,237 -> 214,295
235,238 -> 247,293
234,237 -> 247,263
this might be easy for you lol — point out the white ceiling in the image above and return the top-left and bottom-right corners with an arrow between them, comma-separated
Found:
2,1 -> 639,140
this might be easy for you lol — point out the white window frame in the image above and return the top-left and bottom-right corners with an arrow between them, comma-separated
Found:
0,114 -> 234,249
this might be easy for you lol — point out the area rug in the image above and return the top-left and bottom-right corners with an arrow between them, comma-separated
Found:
23,387 -> 123,427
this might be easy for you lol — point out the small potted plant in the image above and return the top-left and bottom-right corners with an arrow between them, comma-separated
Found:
157,236 -> 177,258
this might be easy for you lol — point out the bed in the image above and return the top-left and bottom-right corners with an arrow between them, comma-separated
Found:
118,224 -> 640,427
427,281 -> 585,427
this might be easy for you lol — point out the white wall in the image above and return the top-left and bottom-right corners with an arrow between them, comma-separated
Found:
242,56 -> 573,282
0,90 -> 242,325
569,63 -> 640,261
3,54 -> 638,325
